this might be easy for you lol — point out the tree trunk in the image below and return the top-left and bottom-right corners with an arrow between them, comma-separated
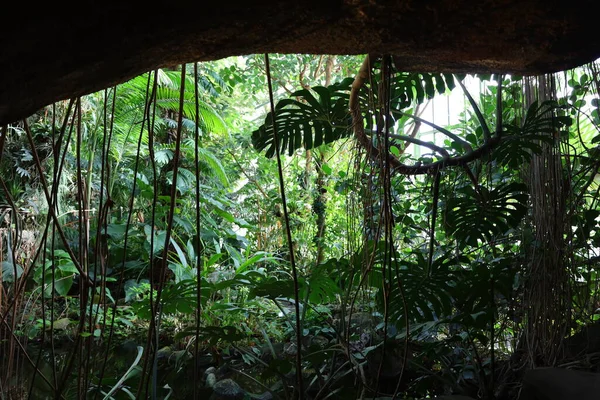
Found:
313,55 -> 335,264
523,75 -> 571,367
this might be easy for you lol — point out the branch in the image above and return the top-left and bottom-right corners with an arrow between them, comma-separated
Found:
298,59 -> 310,89
456,77 -> 492,143
496,74 -> 503,136
428,170 -> 441,276
393,110 -> 473,152
350,55 -> 392,168
387,132 -> 450,157
256,62 -> 294,95
265,53 -> 304,397
313,55 -> 324,80
226,148 -> 268,198
404,102 -> 425,139
392,135 -> 501,175
276,78 -> 294,96
22,119 -> 93,286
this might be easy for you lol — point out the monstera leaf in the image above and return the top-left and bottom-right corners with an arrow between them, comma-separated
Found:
252,67 -> 457,158
251,78 -> 354,157
378,250 -> 463,326
361,71 -> 456,132
444,182 -> 529,248
300,260 -> 342,304
450,257 -> 518,328
389,72 -> 456,110
338,242 -> 460,328
493,100 -> 572,168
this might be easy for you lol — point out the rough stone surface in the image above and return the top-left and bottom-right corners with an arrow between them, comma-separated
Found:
563,322 -> 600,357
205,373 -> 217,388
255,392 -> 274,400
209,378 -> 245,400
520,368 -> 600,400
1,1 -> 600,125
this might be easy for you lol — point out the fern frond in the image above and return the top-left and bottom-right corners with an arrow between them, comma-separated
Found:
155,140 -> 229,187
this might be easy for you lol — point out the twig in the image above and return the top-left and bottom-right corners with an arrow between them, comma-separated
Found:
225,148 -> 268,198
23,120 -> 93,285
427,170 -> 441,276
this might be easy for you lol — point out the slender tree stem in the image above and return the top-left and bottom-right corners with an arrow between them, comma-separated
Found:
265,53 -> 304,399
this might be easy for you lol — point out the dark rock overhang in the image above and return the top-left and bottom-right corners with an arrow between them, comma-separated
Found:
1,0 -> 599,125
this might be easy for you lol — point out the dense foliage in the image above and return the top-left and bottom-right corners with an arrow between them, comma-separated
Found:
1,54 -> 600,400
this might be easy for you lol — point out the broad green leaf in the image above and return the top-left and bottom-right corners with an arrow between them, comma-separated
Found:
444,182 -> 528,248
235,252 -> 279,274
106,223 -> 127,240
54,275 -> 74,297
2,261 -> 23,282
252,78 -> 354,157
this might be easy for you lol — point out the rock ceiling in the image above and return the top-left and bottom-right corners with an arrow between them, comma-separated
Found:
1,0 -> 599,125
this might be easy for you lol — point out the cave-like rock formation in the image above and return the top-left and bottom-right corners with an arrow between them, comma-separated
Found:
1,0 -> 599,125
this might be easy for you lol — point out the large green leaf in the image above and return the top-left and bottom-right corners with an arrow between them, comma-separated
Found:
449,257 -> 518,329
251,78 -> 354,157
1,261 -> 23,283
444,182 -> 529,248
132,279 -> 211,319
54,275 -> 74,297
300,261 -> 342,304
389,72 -> 455,110
252,68 -> 455,158
361,70 -> 456,133
493,100 -> 572,168
381,251 -> 462,327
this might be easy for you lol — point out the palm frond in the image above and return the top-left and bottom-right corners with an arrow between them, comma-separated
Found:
154,86 -> 227,135
195,146 -> 229,187
115,71 -> 228,136
156,140 -> 229,187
